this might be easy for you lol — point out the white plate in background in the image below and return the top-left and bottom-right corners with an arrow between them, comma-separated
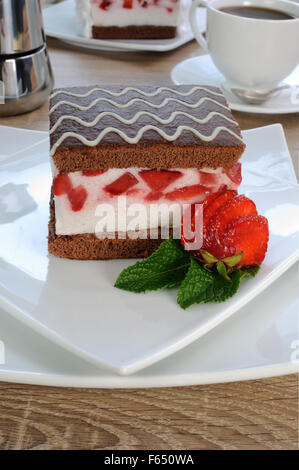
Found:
43,0 -> 203,52
0,124 -> 298,375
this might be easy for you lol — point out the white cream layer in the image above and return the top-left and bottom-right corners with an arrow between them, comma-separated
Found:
76,0 -> 180,37
52,165 -> 239,235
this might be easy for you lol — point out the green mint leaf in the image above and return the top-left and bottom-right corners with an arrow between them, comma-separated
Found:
177,258 -> 214,309
115,237 -> 191,293
203,270 -> 242,303
177,258 -> 242,309
240,265 -> 261,278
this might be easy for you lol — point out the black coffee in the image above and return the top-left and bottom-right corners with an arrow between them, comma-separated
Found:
219,6 -> 295,20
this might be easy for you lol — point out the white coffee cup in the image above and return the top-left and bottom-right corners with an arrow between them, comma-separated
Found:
190,0 -> 299,92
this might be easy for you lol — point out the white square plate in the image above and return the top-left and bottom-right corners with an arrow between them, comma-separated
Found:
43,0 -> 203,52
0,124 -> 298,375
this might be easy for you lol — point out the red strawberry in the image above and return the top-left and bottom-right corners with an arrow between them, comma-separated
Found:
68,186 -> 87,212
123,0 -> 133,7
224,215 -> 269,266
201,190 -> 236,251
181,190 -> 235,255
82,170 -> 108,177
181,188 -> 269,267
104,172 -> 138,196
224,162 -> 242,185
207,195 -> 257,257
139,169 -> 183,192
165,184 -> 210,201
199,171 -> 219,186
99,0 -> 111,10
52,174 -> 72,196
213,195 -> 257,239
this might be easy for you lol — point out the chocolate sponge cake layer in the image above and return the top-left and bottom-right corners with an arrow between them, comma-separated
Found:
50,144 -> 242,174
49,85 -> 245,173
92,25 -> 177,40
48,198 -> 164,260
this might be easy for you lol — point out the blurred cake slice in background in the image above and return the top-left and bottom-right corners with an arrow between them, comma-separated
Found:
76,0 -> 181,39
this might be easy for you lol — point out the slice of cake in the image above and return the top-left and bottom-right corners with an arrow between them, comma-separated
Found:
76,0 -> 181,39
48,85 -> 245,260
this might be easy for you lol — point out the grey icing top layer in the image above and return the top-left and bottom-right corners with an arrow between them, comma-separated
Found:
49,86 -> 244,155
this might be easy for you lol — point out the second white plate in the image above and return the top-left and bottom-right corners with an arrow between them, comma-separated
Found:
0,262 -> 298,388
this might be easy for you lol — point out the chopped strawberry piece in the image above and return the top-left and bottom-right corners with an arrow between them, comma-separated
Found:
104,172 -> 138,196
139,169 -> 183,192
123,0 -> 133,8
126,188 -> 147,198
165,184 -> 210,201
68,186 -> 87,212
167,7 -> 173,12
224,215 -> 269,266
52,174 -> 72,196
145,191 -> 163,202
82,170 -> 108,177
224,162 -> 242,185
199,171 -> 219,186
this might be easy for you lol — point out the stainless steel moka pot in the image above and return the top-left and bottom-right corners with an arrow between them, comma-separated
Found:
0,0 -> 54,116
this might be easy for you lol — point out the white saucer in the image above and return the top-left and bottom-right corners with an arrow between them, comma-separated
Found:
171,55 -> 299,114
43,0 -> 204,53
0,124 -> 298,376
0,262 -> 298,388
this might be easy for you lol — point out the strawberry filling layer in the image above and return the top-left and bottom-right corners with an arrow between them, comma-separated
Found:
52,164 -> 242,235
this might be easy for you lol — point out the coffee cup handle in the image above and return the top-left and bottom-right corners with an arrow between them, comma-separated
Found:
189,0 -> 208,52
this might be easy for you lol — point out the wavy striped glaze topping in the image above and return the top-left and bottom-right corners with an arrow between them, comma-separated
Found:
50,86 -> 224,100
49,110 -> 238,135
49,96 -> 231,115
51,126 -> 244,156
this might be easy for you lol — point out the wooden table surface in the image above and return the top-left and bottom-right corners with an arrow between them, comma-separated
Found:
0,34 -> 298,450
